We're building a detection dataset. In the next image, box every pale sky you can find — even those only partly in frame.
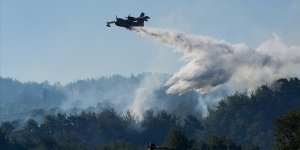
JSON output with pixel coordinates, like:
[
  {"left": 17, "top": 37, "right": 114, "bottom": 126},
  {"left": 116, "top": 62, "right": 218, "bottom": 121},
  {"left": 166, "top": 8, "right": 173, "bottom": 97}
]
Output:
[{"left": 1, "top": 0, "right": 300, "bottom": 84}]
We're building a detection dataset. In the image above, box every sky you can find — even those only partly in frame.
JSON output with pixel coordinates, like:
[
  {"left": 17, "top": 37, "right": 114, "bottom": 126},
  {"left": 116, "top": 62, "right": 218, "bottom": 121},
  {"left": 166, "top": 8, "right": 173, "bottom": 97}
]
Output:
[{"left": 1, "top": 0, "right": 300, "bottom": 84}]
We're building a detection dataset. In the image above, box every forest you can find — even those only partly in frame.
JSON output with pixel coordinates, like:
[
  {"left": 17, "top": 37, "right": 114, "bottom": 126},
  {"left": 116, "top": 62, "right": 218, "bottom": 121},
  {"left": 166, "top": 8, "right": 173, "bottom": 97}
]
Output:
[{"left": 1, "top": 75, "right": 300, "bottom": 149}]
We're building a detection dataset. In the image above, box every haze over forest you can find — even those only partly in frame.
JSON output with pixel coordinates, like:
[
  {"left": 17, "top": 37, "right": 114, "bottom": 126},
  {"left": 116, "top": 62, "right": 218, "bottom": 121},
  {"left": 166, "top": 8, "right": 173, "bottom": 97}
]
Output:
[
  {"left": 1, "top": 75, "right": 300, "bottom": 149},
  {"left": 1, "top": 1, "right": 300, "bottom": 149},
  {"left": 2, "top": 23, "right": 300, "bottom": 150}
]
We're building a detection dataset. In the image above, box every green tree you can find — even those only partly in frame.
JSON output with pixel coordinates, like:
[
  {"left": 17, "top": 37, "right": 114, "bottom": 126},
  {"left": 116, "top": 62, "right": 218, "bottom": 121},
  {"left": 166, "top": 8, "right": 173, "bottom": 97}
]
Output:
[
  {"left": 95, "top": 140, "right": 137, "bottom": 150},
  {"left": 0, "top": 130, "right": 9, "bottom": 149},
  {"left": 0, "top": 130, "right": 25, "bottom": 150},
  {"left": 274, "top": 109, "right": 300, "bottom": 149},
  {"left": 141, "top": 110, "right": 178, "bottom": 144},
  {"left": 205, "top": 134, "right": 242, "bottom": 150},
  {"left": 164, "top": 129, "right": 190, "bottom": 150},
  {"left": 183, "top": 115, "right": 204, "bottom": 138}
]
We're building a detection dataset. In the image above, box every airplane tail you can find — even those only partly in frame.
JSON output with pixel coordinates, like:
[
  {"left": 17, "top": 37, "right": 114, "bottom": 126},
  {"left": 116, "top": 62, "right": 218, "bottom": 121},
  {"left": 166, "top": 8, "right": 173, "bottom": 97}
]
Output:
[
  {"left": 137, "top": 12, "right": 149, "bottom": 26},
  {"left": 137, "top": 12, "right": 145, "bottom": 26},
  {"left": 140, "top": 12, "right": 145, "bottom": 17}
]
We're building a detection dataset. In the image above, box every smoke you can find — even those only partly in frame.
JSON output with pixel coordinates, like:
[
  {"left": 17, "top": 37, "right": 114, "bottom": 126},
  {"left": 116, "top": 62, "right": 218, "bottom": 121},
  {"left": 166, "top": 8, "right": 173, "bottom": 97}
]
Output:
[
  {"left": 130, "top": 73, "right": 166, "bottom": 117},
  {"left": 2, "top": 27, "right": 300, "bottom": 121},
  {"left": 130, "top": 73, "right": 202, "bottom": 119},
  {"left": 133, "top": 27, "right": 300, "bottom": 94}
]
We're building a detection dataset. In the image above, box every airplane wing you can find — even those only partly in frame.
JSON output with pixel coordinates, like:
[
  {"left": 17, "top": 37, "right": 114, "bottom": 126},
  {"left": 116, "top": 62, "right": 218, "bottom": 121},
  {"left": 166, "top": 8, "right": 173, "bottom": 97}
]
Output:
[{"left": 136, "top": 16, "right": 150, "bottom": 21}]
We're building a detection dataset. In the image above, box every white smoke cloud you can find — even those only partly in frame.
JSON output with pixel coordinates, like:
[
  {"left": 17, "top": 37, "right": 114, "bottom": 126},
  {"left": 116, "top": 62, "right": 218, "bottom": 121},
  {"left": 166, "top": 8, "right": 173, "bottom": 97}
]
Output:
[
  {"left": 133, "top": 27, "right": 300, "bottom": 94},
  {"left": 131, "top": 73, "right": 166, "bottom": 117}
]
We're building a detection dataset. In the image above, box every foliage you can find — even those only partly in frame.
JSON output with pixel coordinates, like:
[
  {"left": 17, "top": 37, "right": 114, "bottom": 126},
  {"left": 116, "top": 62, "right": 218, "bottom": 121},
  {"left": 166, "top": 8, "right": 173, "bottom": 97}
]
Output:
[
  {"left": 274, "top": 109, "right": 300, "bottom": 149},
  {"left": 205, "top": 78, "right": 300, "bottom": 149},
  {"left": 164, "top": 129, "right": 190, "bottom": 149},
  {"left": 1, "top": 77, "right": 300, "bottom": 149},
  {"left": 202, "top": 134, "right": 242, "bottom": 150},
  {"left": 0, "top": 129, "right": 25, "bottom": 150},
  {"left": 140, "top": 110, "right": 179, "bottom": 145},
  {"left": 95, "top": 140, "right": 137, "bottom": 150}
]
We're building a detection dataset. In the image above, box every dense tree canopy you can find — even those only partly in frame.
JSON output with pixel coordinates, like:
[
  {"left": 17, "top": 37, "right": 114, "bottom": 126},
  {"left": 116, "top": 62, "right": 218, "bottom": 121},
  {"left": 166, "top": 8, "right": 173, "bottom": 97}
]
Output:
[
  {"left": 1, "top": 77, "right": 300, "bottom": 149},
  {"left": 205, "top": 78, "right": 300, "bottom": 149},
  {"left": 274, "top": 109, "right": 300, "bottom": 149}
]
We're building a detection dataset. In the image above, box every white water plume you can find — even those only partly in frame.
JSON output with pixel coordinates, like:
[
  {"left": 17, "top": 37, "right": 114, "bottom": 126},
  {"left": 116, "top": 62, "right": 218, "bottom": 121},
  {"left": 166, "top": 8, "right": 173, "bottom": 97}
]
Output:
[{"left": 133, "top": 27, "right": 300, "bottom": 94}]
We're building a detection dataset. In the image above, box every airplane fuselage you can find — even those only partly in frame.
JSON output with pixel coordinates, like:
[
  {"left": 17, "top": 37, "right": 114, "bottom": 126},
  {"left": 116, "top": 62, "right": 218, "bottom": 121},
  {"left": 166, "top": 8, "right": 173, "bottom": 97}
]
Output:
[
  {"left": 114, "top": 18, "right": 144, "bottom": 29},
  {"left": 106, "top": 12, "right": 149, "bottom": 29}
]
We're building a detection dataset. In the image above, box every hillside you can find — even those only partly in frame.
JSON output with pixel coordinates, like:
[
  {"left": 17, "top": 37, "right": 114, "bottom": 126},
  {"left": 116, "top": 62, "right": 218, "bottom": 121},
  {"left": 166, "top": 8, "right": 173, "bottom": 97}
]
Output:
[{"left": 1, "top": 77, "right": 300, "bottom": 149}]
